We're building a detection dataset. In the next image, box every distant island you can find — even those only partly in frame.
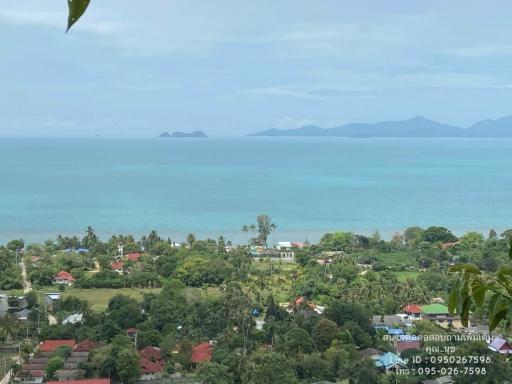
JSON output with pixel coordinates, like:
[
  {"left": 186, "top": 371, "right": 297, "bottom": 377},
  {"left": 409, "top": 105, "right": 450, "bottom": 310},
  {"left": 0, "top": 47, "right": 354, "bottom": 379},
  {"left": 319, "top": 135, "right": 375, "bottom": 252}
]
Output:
[
  {"left": 159, "top": 130, "right": 208, "bottom": 138},
  {"left": 249, "top": 115, "right": 512, "bottom": 138}
]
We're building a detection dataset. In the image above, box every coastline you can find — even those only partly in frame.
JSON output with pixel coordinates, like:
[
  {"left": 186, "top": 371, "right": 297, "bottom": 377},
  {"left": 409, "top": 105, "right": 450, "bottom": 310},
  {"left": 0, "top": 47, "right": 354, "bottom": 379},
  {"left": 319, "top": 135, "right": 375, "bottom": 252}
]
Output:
[{"left": 0, "top": 226, "right": 504, "bottom": 245}]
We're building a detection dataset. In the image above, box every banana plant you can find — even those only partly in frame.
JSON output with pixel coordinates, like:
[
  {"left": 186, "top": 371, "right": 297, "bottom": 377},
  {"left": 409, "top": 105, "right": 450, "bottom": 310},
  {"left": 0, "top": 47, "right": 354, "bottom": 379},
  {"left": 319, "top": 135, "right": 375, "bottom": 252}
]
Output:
[
  {"left": 67, "top": 0, "right": 91, "bottom": 32},
  {"left": 448, "top": 239, "right": 512, "bottom": 331}
]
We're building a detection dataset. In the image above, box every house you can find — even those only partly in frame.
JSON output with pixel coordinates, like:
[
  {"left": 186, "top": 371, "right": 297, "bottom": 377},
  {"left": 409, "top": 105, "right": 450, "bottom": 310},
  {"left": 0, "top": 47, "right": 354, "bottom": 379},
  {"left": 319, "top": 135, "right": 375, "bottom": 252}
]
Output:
[
  {"left": 126, "top": 253, "right": 143, "bottom": 262},
  {"left": 74, "top": 340, "right": 99, "bottom": 353},
  {"left": 53, "top": 271, "right": 76, "bottom": 286},
  {"left": 372, "top": 315, "right": 406, "bottom": 329},
  {"left": 62, "top": 313, "right": 84, "bottom": 325},
  {"left": 16, "top": 309, "right": 32, "bottom": 321},
  {"left": 16, "top": 370, "right": 44, "bottom": 384},
  {"left": 138, "top": 347, "right": 165, "bottom": 381},
  {"left": 420, "top": 304, "right": 465, "bottom": 329},
  {"left": 111, "top": 261, "right": 124, "bottom": 274},
  {"left": 372, "top": 352, "right": 407, "bottom": 372},
  {"left": 286, "top": 296, "right": 325, "bottom": 315},
  {"left": 396, "top": 340, "right": 421, "bottom": 355},
  {"left": 38, "top": 339, "right": 76, "bottom": 353},
  {"left": 190, "top": 342, "right": 214, "bottom": 368},
  {"left": 45, "top": 293, "right": 62, "bottom": 312},
  {"left": 277, "top": 242, "right": 295, "bottom": 260},
  {"left": 403, "top": 304, "right": 422, "bottom": 320},
  {"left": 53, "top": 341, "right": 98, "bottom": 381},
  {"left": 387, "top": 328, "right": 405, "bottom": 336},
  {"left": 488, "top": 337, "right": 512, "bottom": 354}
]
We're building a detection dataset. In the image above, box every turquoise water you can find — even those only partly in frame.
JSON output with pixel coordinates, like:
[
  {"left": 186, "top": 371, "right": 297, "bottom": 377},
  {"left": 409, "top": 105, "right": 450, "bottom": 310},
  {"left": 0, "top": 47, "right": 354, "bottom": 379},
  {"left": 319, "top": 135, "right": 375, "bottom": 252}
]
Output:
[{"left": 0, "top": 137, "right": 511, "bottom": 243}]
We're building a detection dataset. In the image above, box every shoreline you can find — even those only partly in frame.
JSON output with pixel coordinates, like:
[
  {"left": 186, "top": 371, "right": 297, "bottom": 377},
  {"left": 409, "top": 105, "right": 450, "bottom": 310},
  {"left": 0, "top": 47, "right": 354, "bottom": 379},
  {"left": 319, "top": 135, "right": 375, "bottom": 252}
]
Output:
[{"left": 0, "top": 226, "right": 504, "bottom": 245}]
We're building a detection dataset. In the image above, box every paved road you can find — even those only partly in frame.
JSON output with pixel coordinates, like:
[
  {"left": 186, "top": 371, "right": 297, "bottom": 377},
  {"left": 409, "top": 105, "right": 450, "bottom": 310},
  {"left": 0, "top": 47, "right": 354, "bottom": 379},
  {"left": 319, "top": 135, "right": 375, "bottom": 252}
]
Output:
[{"left": 20, "top": 261, "right": 31, "bottom": 294}]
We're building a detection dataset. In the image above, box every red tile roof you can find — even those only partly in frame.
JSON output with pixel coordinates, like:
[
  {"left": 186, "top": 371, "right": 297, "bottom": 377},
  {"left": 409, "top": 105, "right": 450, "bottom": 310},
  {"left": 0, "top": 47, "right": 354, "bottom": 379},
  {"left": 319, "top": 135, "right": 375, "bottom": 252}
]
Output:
[
  {"left": 74, "top": 340, "right": 99, "bottom": 352},
  {"left": 126, "top": 328, "right": 140, "bottom": 334},
  {"left": 54, "top": 271, "right": 76, "bottom": 282},
  {"left": 404, "top": 304, "right": 422, "bottom": 314},
  {"left": 126, "top": 253, "right": 142, "bottom": 261},
  {"left": 111, "top": 261, "right": 124, "bottom": 270},
  {"left": 396, "top": 341, "right": 421, "bottom": 354},
  {"left": 190, "top": 342, "right": 213, "bottom": 364},
  {"left": 139, "top": 347, "right": 162, "bottom": 361},
  {"left": 139, "top": 357, "right": 164, "bottom": 373},
  {"left": 47, "top": 380, "right": 110, "bottom": 384},
  {"left": 39, "top": 339, "right": 76, "bottom": 352}
]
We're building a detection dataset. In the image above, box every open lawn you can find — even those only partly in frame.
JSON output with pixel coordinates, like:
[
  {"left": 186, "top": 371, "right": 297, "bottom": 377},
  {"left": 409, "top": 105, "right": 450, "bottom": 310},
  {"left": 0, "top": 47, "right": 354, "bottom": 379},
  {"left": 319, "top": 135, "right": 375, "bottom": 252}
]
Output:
[
  {"left": 374, "top": 251, "right": 416, "bottom": 269},
  {"left": 392, "top": 271, "right": 421, "bottom": 281},
  {"left": 35, "top": 287, "right": 162, "bottom": 311}
]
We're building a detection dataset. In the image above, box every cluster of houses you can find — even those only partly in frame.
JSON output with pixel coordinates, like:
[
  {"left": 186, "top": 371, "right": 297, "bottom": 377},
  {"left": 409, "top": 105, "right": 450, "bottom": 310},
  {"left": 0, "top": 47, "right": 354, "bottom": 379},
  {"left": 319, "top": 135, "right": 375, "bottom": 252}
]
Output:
[
  {"left": 110, "top": 253, "right": 144, "bottom": 274},
  {"left": 368, "top": 302, "right": 512, "bottom": 378},
  {"left": 15, "top": 329, "right": 215, "bottom": 384},
  {"left": 0, "top": 294, "right": 32, "bottom": 322},
  {"left": 16, "top": 339, "right": 95, "bottom": 384},
  {"left": 250, "top": 241, "right": 305, "bottom": 261}
]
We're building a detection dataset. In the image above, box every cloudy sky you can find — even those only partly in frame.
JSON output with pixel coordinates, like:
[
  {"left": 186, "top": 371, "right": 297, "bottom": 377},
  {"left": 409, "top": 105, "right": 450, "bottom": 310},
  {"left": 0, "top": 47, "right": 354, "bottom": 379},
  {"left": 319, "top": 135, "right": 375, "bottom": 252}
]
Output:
[{"left": 2, "top": 0, "right": 512, "bottom": 137}]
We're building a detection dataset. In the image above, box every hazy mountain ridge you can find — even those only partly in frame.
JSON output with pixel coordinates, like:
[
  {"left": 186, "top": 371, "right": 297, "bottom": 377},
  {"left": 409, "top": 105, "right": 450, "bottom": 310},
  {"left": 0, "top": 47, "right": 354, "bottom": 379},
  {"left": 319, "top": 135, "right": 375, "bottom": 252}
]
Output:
[{"left": 250, "top": 116, "right": 512, "bottom": 137}]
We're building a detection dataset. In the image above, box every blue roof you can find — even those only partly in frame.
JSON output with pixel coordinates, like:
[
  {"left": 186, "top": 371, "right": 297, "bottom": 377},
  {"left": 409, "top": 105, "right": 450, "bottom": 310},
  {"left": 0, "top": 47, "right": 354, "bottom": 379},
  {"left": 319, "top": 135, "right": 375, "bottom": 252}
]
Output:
[
  {"left": 398, "top": 334, "right": 420, "bottom": 341},
  {"left": 373, "top": 325, "right": 389, "bottom": 330},
  {"left": 387, "top": 328, "right": 405, "bottom": 335},
  {"left": 373, "top": 352, "right": 407, "bottom": 370}
]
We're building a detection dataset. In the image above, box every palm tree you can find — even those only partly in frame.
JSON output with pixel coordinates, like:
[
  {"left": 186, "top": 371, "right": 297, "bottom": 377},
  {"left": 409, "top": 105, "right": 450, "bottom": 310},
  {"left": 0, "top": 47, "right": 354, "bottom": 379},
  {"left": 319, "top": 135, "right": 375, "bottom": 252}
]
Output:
[{"left": 241, "top": 225, "right": 249, "bottom": 243}]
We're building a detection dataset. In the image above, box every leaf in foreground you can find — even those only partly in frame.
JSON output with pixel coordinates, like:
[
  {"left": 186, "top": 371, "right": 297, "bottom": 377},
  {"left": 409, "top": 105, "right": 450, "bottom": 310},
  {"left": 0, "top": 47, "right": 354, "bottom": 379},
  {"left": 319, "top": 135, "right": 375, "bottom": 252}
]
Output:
[{"left": 67, "top": 0, "right": 91, "bottom": 32}]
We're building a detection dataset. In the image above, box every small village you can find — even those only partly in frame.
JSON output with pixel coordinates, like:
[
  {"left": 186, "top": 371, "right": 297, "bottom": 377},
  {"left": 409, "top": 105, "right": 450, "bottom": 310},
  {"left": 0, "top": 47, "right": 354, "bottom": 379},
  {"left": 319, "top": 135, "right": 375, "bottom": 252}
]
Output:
[{"left": 1, "top": 224, "right": 512, "bottom": 384}]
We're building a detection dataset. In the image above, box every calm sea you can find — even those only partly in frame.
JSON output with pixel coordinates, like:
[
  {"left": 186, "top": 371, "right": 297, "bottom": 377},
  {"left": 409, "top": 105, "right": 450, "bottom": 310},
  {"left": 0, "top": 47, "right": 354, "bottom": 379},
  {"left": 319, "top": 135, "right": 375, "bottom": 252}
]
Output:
[{"left": 0, "top": 137, "right": 511, "bottom": 244}]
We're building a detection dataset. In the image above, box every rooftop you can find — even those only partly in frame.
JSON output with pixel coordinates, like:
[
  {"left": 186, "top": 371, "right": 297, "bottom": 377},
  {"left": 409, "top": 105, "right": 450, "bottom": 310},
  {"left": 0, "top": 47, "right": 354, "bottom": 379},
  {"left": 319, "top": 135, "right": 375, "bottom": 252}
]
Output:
[
  {"left": 39, "top": 339, "right": 76, "bottom": 352},
  {"left": 190, "top": 342, "right": 213, "bottom": 364}
]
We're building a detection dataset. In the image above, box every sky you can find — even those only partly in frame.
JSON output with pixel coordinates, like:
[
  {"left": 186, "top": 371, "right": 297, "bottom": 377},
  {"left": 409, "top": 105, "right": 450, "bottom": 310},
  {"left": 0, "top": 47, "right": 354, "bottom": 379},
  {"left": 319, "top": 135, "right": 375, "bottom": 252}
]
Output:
[{"left": 2, "top": 0, "right": 512, "bottom": 137}]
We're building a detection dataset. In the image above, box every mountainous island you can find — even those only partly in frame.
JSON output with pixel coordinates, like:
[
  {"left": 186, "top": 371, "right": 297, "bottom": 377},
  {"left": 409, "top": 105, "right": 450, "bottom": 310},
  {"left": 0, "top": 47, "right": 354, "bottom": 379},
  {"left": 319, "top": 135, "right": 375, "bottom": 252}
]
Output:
[
  {"left": 250, "top": 115, "right": 512, "bottom": 138},
  {"left": 159, "top": 130, "right": 208, "bottom": 138}
]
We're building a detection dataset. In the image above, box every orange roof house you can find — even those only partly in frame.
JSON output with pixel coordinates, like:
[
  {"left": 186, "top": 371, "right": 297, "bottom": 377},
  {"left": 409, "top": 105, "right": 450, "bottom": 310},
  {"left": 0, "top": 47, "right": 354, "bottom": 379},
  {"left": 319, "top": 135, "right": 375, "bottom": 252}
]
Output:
[
  {"left": 53, "top": 271, "right": 76, "bottom": 285},
  {"left": 138, "top": 347, "right": 164, "bottom": 375},
  {"left": 403, "top": 304, "right": 422, "bottom": 314},
  {"left": 39, "top": 339, "right": 76, "bottom": 352},
  {"left": 126, "top": 253, "right": 143, "bottom": 262},
  {"left": 111, "top": 261, "right": 124, "bottom": 272},
  {"left": 74, "top": 340, "right": 99, "bottom": 353},
  {"left": 190, "top": 342, "right": 214, "bottom": 365}
]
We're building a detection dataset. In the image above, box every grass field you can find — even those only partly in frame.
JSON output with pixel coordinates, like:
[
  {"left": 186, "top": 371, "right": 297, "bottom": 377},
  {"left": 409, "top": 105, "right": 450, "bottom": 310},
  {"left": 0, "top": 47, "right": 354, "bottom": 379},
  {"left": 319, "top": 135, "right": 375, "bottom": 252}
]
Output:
[
  {"left": 392, "top": 271, "right": 421, "bottom": 281},
  {"left": 32, "top": 287, "right": 161, "bottom": 311}
]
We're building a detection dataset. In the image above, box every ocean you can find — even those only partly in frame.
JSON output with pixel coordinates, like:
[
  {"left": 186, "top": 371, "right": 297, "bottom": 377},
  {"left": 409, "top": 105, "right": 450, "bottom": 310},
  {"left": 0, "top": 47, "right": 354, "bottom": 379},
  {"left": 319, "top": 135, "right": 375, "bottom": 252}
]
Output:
[{"left": 0, "top": 137, "right": 511, "bottom": 244}]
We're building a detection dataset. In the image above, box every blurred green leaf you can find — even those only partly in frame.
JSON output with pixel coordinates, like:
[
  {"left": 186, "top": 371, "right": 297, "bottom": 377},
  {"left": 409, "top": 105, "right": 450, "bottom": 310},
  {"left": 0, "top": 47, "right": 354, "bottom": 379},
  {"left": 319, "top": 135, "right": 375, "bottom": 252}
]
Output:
[{"left": 67, "top": 0, "right": 91, "bottom": 32}]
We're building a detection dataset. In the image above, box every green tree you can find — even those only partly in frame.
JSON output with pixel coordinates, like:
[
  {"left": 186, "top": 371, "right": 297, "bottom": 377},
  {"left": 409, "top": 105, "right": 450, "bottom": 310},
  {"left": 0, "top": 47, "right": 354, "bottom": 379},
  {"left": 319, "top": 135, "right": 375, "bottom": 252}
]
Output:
[
  {"left": 247, "top": 353, "right": 298, "bottom": 384},
  {"left": 449, "top": 239, "right": 512, "bottom": 330},
  {"left": 312, "top": 318, "right": 339, "bottom": 352},
  {"left": 284, "top": 327, "right": 315, "bottom": 356},
  {"left": 421, "top": 226, "right": 458, "bottom": 243},
  {"left": 45, "top": 356, "right": 65, "bottom": 379},
  {"left": 116, "top": 349, "right": 141, "bottom": 384},
  {"left": 197, "top": 362, "right": 234, "bottom": 384}
]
